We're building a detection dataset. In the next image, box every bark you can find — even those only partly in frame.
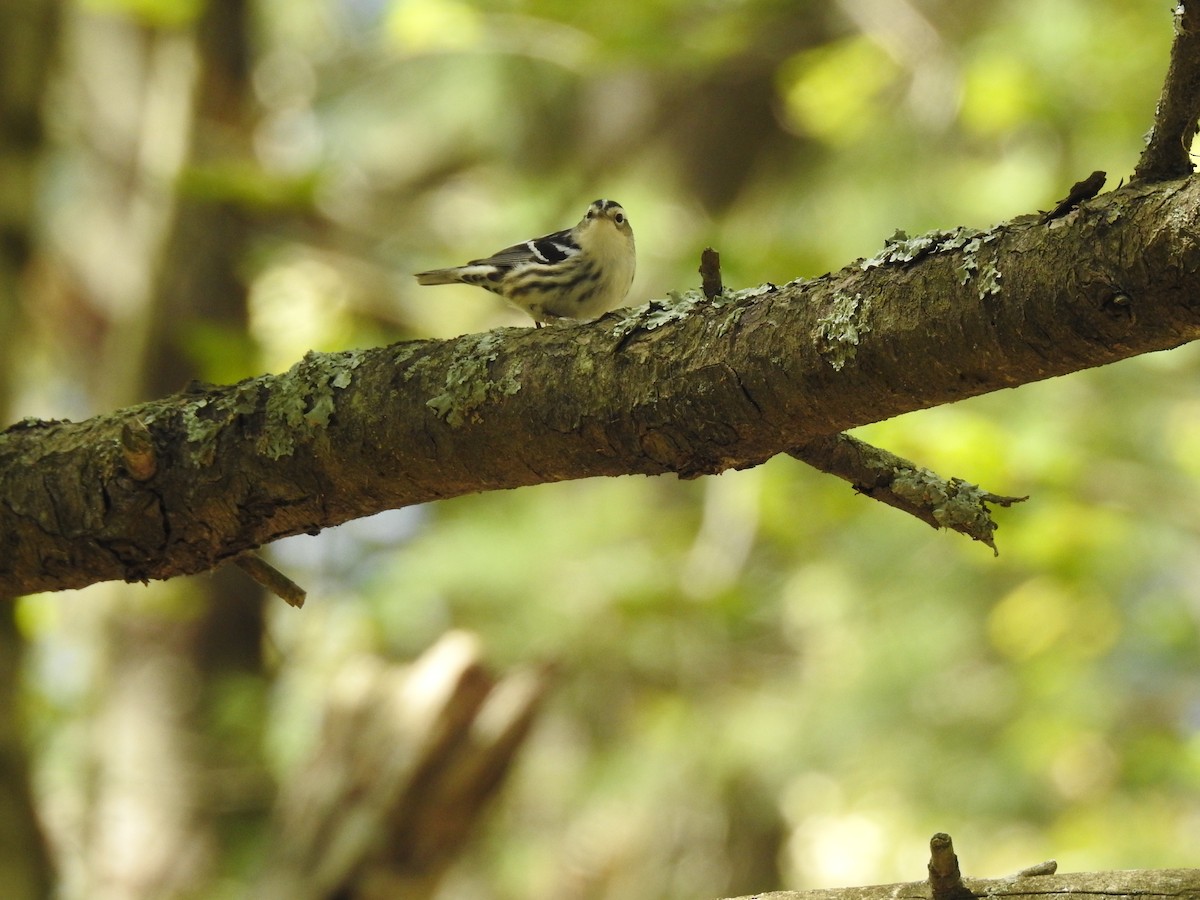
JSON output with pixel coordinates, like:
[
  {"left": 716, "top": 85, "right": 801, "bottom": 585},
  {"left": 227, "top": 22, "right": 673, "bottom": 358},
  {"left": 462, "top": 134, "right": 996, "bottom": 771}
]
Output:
[
  {"left": 722, "top": 867, "right": 1200, "bottom": 900},
  {"left": 4, "top": 175, "right": 1200, "bottom": 597}
]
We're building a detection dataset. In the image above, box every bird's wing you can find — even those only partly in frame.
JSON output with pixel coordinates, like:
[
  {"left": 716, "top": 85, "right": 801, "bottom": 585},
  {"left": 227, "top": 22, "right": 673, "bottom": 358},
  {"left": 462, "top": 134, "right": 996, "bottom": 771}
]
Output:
[{"left": 468, "top": 228, "right": 580, "bottom": 270}]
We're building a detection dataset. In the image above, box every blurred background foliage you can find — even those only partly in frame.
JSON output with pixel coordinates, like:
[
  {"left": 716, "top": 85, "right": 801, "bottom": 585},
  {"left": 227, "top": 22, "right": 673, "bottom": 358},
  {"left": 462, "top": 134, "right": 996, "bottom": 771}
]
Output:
[{"left": 5, "top": 0, "right": 1200, "bottom": 897}]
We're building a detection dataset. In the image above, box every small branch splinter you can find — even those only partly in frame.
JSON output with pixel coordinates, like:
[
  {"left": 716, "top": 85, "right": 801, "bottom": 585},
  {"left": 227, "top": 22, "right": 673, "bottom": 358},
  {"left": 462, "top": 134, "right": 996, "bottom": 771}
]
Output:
[
  {"left": 928, "top": 833, "right": 975, "bottom": 900},
  {"left": 234, "top": 553, "right": 307, "bottom": 608},
  {"left": 1014, "top": 859, "right": 1058, "bottom": 878},
  {"left": 1041, "top": 170, "right": 1106, "bottom": 223},
  {"left": 699, "top": 247, "right": 723, "bottom": 299}
]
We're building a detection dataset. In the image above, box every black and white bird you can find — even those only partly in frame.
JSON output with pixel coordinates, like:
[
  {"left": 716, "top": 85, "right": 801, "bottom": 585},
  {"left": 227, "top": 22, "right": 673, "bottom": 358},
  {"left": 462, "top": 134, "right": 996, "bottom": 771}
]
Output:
[{"left": 415, "top": 199, "right": 635, "bottom": 326}]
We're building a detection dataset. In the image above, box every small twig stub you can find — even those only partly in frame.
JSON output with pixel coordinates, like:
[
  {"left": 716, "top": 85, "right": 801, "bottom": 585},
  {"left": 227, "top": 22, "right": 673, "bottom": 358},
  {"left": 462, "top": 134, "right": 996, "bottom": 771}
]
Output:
[
  {"left": 700, "top": 247, "right": 724, "bottom": 299},
  {"left": 1041, "top": 170, "right": 1106, "bottom": 223},
  {"left": 928, "top": 833, "right": 975, "bottom": 900},
  {"left": 234, "top": 553, "right": 307, "bottom": 608}
]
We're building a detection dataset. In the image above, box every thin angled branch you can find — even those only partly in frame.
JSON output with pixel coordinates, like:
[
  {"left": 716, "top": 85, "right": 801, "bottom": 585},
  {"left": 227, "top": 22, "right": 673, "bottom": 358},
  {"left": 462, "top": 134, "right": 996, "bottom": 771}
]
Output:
[
  {"left": 696, "top": 252, "right": 1023, "bottom": 552},
  {"left": 790, "top": 434, "right": 1026, "bottom": 555},
  {"left": 1133, "top": 4, "right": 1200, "bottom": 183},
  {"left": 233, "top": 553, "right": 306, "bottom": 607},
  {"left": 6, "top": 177, "right": 1200, "bottom": 596}
]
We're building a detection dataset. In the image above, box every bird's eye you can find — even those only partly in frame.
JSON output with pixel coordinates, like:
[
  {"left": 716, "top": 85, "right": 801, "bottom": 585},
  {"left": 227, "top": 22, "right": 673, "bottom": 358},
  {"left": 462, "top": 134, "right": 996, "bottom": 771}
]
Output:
[{"left": 614, "top": 212, "right": 625, "bottom": 224}]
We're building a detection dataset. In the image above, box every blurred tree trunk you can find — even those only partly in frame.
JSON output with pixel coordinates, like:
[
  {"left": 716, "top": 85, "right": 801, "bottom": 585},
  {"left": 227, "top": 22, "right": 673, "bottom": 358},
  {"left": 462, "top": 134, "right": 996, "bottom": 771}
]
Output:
[
  {"left": 50, "top": 2, "right": 266, "bottom": 897},
  {"left": 129, "top": 0, "right": 272, "bottom": 888},
  {"left": 0, "top": 0, "right": 62, "bottom": 897},
  {"left": 54, "top": 6, "right": 207, "bottom": 896},
  {"left": 258, "top": 633, "right": 551, "bottom": 900},
  {"left": 138, "top": 0, "right": 256, "bottom": 400},
  {"left": 0, "top": 615, "right": 52, "bottom": 900}
]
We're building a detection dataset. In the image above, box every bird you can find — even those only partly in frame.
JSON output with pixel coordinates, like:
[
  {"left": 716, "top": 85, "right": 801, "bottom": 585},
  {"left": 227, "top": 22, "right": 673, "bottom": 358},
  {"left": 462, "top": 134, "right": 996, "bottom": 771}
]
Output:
[{"left": 415, "top": 199, "right": 635, "bottom": 327}]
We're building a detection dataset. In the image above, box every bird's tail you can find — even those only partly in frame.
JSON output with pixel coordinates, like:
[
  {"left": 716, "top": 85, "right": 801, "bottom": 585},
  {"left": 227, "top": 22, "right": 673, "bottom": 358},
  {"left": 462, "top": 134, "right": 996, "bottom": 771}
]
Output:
[{"left": 414, "top": 268, "right": 462, "bottom": 285}]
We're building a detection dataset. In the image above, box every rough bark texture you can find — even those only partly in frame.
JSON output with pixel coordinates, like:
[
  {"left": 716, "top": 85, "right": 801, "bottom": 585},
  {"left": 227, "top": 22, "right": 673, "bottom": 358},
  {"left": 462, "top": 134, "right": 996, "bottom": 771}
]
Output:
[
  {"left": 5, "top": 176, "right": 1200, "bottom": 596},
  {"left": 723, "top": 867, "right": 1200, "bottom": 900}
]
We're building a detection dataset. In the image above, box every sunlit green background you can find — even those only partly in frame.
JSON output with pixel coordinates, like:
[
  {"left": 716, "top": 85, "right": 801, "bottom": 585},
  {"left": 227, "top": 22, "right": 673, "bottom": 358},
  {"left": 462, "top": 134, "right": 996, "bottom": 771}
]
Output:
[{"left": 11, "top": 0, "right": 1200, "bottom": 897}]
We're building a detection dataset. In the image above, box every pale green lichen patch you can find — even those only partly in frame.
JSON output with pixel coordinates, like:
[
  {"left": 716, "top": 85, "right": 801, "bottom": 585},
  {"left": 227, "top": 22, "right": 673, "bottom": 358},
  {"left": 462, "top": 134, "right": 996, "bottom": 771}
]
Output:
[
  {"left": 813, "top": 291, "right": 871, "bottom": 371},
  {"left": 957, "top": 230, "right": 1003, "bottom": 293},
  {"left": 392, "top": 342, "right": 422, "bottom": 370},
  {"left": 728, "top": 283, "right": 778, "bottom": 302},
  {"left": 863, "top": 225, "right": 1002, "bottom": 270},
  {"left": 609, "top": 293, "right": 704, "bottom": 340},
  {"left": 229, "top": 379, "right": 265, "bottom": 416},
  {"left": 177, "top": 349, "right": 363, "bottom": 462},
  {"left": 715, "top": 304, "right": 749, "bottom": 338},
  {"left": 890, "top": 470, "right": 1009, "bottom": 554},
  {"left": 609, "top": 283, "right": 776, "bottom": 343},
  {"left": 179, "top": 375, "right": 274, "bottom": 465},
  {"left": 182, "top": 398, "right": 221, "bottom": 465},
  {"left": 977, "top": 262, "right": 1002, "bottom": 299},
  {"left": 426, "top": 331, "right": 523, "bottom": 427},
  {"left": 259, "top": 349, "right": 364, "bottom": 456},
  {"left": 259, "top": 382, "right": 310, "bottom": 460},
  {"left": 304, "top": 349, "right": 364, "bottom": 426},
  {"left": 863, "top": 224, "right": 1006, "bottom": 302}
]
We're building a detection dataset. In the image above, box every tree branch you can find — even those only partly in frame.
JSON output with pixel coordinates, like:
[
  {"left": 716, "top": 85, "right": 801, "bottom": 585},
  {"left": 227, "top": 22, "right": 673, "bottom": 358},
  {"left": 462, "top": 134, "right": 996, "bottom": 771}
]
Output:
[
  {"left": 722, "top": 868, "right": 1200, "bottom": 900},
  {"left": 1134, "top": 4, "right": 1200, "bottom": 183},
  {"left": 6, "top": 177, "right": 1200, "bottom": 596},
  {"left": 724, "top": 833, "right": 1196, "bottom": 900},
  {"left": 789, "top": 434, "right": 1026, "bottom": 555}
]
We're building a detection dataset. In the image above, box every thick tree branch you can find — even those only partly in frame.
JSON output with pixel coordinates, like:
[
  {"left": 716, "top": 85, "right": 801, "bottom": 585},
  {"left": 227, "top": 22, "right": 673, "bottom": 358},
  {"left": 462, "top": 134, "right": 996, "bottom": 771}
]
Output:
[
  {"left": 1134, "top": 4, "right": 1200, "bottom": 183},
  {"left": 5, "top": 176, "right": 1200, "bottom": 596}
]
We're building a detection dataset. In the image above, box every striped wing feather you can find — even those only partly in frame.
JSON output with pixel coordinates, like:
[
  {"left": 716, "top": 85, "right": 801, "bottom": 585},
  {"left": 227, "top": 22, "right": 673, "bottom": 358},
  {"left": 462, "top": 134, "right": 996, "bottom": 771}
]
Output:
[{"left": 468, "top": 229, "right": 578, "bottom": 269}]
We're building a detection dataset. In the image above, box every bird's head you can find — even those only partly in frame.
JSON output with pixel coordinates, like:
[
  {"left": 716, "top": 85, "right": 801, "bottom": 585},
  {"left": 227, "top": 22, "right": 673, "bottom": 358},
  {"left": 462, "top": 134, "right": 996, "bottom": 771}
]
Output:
[
  {"left": 578, "top": 199, "right": 633, "bottom": 242},
  {"left": 574, "top": 198, "right": 637, "bottom": 305}
]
